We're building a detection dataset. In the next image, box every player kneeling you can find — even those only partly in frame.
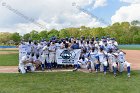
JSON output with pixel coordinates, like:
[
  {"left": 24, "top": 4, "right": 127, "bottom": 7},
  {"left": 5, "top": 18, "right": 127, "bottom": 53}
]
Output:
[
  {"left": 73, "top": 56, "right": 92, "bottom": 72},
  {"left": 18, "top": 54, "right": 35, "bottom": 74},
  {"left": 98, "top": 47, "right": 108, "bottom": 75},
  {"left": 32, "top": 54, "right": 42, "bottom": 70},
  {"left": 118, "top": 51, "right": 131, "bottom": 77},
  {"left": 118, "top": 60, "right": 131, "bottom": 78},
  {"left": 107, "top": 52, "right": 118, "bottom": 77}
]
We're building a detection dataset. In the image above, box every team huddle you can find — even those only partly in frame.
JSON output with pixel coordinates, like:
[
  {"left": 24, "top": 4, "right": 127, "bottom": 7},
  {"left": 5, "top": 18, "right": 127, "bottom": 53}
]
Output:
[{"left": 18, "top": 36, "right": 131, "bottom": 77}]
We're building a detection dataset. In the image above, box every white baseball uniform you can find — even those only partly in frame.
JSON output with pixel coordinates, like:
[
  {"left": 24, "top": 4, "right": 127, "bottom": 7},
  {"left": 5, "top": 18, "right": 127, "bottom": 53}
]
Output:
[
  {"left": 98, "top": 51, "right": 108, "bottom": 72},
  {"left": 19, "top": 55, "right": 35, "bottom": 74},
  {"left": 49, "top": 44, "right": 56, "bottom": 63}
]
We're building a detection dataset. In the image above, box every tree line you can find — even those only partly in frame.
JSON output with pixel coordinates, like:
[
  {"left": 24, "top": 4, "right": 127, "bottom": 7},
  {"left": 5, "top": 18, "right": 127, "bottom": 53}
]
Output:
[{"left": 0, "top": 21, "right": 140, "bottom": 45}]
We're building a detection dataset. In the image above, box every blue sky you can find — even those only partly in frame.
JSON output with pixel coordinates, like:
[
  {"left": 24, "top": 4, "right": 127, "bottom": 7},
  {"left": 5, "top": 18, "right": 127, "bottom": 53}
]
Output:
[
  {"left": 82, "top": 0, "right": 129, "bottom": 25},
  {"left": 0, "top": 0, "right": 139, "bottom": 35},
  {"left": 92, "top": 0, "right": 128, "bottom": 23}
]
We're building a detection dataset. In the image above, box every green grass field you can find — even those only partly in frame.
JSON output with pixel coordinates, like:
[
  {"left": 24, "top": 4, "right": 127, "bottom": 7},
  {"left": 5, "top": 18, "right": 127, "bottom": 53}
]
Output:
[
  {"left": 0, "top": 53, "right": 18, "bottom": 66},
  {"left": 119, "top": 45, "right": 140, "bottom": 50},
  {"left": 0, "top": 71, "right": 140, "bottom": 93},
  {"left": 0, "top": 49, "right": 140, "bottom": 93}
]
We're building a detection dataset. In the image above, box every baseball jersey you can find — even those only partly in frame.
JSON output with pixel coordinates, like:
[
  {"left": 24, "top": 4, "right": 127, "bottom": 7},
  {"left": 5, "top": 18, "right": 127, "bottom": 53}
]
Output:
[
  {"left": 26, "top": 43, "right": 33, "bottom": 54},
  {"left": 107, "top": 53, "right": 117, "bottom": 63},
  {"left": 78, "top": 58, "right": 88, "bottom": 65},
  {"left": 83, "top": 53, "right": 90, "bottom": 58},
  {"left": 89, "top": 50, "right": 98, "bottom": 60},
  {"left": 19, "top": 55, "right": 29, "bottom": 65},
  {"left": 42, "top": 46, "right": 49, "bottom": 55},
  {"left": 56, "top": 43, "right": 61, "bottom": 49},
  {"left": 79, "top": 43, "right": 85, "bottom": 48},
  {"left": 49, "top": 44, "right": 56, "bottom": 53},
  {"left": 37, "top": 43, "right": 44, "bottom": 54},
  {"left": 85, "top": 44, "right": 90, "bottom": 52},
  {"left": 98, "top": 51, "right": 107, "bottom": 63},
  {"left": 32, "top": 44, "right": 38, "bottom": 54},
  {"left": 118, "top": 52, "right": 125, "bottom": 62},
  {"left": 19, "top": 44, "right": 27, "bottom": 53}
]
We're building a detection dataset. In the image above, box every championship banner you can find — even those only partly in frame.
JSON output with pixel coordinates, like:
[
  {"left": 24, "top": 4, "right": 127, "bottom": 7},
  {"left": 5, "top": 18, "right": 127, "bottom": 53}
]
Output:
[{"left": 56, "top": 49, "right": 81, "bottom": 64}]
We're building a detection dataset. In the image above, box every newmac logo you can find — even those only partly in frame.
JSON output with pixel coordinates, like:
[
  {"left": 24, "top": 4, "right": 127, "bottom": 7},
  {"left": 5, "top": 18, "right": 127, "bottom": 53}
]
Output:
[{"left": 60, "top": 50, "right": 76, "bottom": 59}]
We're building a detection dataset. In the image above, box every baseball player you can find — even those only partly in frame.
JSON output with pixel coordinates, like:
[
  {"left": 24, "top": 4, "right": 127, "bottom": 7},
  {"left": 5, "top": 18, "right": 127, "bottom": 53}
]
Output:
[
  {"left": 73, "top": 56, "right": 92, "bottom": 72},
  {"left": 85, "top": 40, "right": 90, "bottom": 53},
  {"left": 71, "top": 41, "right": 79, "bottom": 49},
  {"left": 79, "top": 40, "right": 85, "bottom": 48},
  {"left": 98, "top": 47, "right": 108, "bottom": 74},
  {"left": 86, "top": 57, "right": 92, "bottom": 72},
  {"left": 18, "top": 53, "right": 35, "bottom": 74},
  {"left": 118, "top": 50, "right": 131, "bottom": 77},
  {"left": 94, "top": 56, "right": 100, "bottom": 73},
  {"left": 56, "top": 41, "right": 62, "bottom": 50},
  {"left": 37, "top": 42, "right": 44, "bottom": 56},
  {"left": 108, "top": 52, "right": 118, "bottom": 77},
  {"left": 26, "top": 40, "right": 33, "bottom": 55},
  {"left": 32, "top": 53, "right": 42, "bottom": 70},
  {"left": 32, "top": 41, "right": 38, "bottom": 58},
  {"left": 19, "top": 41, "right": 27, "bottom": 61},
  {"left": 118, "top": 51, "right": 126, "bottom": 72},
  {"left": 41, "top": 44, "right": 49, "bottom": 71},
  {"left": 89, "top": 47, "right": 98, "bottom": 70},
  {"left": 107, "top": 49, "right": 114, "bottom": 72},
  {"left": 49, "top": 41, "right": 56, "bottom": 69}
]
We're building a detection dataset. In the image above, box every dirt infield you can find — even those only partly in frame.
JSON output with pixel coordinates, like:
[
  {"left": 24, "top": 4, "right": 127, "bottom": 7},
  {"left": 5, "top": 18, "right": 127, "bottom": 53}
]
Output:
[
  {"left": 0, "top": 66, "right": 18, "bottom": 73},
  {"left": 0, "top": 48, "right": 18, "bottom": 54},
  {"left": 0, "top": 51, "right": 18, "bottom": 54},
  {"left": 0, "top": 50, "right": 139, "bottom": 73},
  {"left": 0, "top": 66, "right": 74, "bottom": 73},
  {"left": 0, "top": 48, "right": 18, "bottom": 50},
  {"left": 123, "top": 50, "right": 140, "bottom": 70}
]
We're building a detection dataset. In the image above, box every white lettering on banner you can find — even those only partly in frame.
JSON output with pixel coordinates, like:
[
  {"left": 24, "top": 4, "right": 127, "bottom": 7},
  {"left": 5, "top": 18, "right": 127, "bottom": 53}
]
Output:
[{"left": 56, "top": 49, "right": 81, "bottom": 64}]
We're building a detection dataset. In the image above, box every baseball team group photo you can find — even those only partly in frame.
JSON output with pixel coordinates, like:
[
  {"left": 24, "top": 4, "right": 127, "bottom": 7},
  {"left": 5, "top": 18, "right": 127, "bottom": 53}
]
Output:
[
  {"left": 0, "top": 0, "right": 140, "bottom": 93},
  {"left": 18, "top": 36, "right": 131, "bottom": 78}
]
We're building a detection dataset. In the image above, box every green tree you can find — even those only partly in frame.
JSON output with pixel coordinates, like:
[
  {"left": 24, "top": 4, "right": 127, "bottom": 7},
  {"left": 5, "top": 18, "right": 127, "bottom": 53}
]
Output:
[
  {"left": 47, "top": 29, "right": 59, "bottom": 40},
  {"left": 80, "top": 26, "right": 91, "bottom": 38},
  {"left": 0, "top": 32, "right": 12, "bottom": 45},
  {"left": 23, "top": 33, "right": 31, "bottom": 42},
  {"left": 67, "top": 28, "right": 80, "bottom": 38},
  {"left": 11, "top": 32, "right": 21, "bottom": 45},
  {"left": 133, "top": 35, "right": 140, "bottom": 44},
  {"left": 30, "top": 30, "right": 40, "bottom": 41},
  {"left": 59, "top": 29, "right": 70, "bottom": 38},
  {"left": 39, "top": 30, "right": 48, "bottom": 40},
  {"left": 91, "top": 27, "right": 105, "bottom": 38}
]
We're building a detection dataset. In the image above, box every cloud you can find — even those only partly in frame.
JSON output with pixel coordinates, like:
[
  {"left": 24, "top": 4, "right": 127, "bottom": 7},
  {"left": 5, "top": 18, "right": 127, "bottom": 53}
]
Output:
[
  {"left": 120, "top": 0, "right": 140, "bottom": 4},
  {"left": 0, "top": 0, "right": 107, "bottom": 35},
  {"left": 93, "top": 0, "right": 107, "bottom": 9},
  {"left": 111, "top": 4, "right": 140, "bottom": 23}
]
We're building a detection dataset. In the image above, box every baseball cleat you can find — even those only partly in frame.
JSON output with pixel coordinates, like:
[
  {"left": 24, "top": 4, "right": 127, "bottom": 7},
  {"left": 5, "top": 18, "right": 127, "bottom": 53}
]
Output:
[{"left": 114, "top": 74, "right": 117, "bottom": 77}]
